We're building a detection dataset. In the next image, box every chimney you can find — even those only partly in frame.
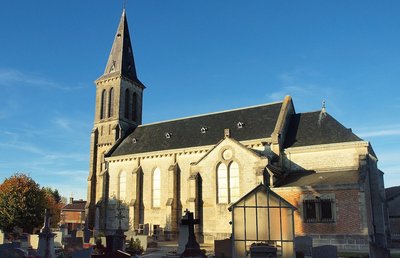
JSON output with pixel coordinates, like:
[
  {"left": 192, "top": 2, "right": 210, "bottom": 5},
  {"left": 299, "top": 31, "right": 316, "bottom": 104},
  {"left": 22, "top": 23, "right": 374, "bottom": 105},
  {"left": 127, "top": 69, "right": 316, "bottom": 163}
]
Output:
[{"left": 70, "top": 197, "right": 74, "bottom": 204}]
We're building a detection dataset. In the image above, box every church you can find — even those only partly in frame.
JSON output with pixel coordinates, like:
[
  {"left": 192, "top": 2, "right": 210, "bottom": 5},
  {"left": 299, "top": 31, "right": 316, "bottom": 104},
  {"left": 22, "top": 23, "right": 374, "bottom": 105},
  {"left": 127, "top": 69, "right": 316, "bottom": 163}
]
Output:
[{"left": 85, "top": 9, "right": 390, "bottom": 253}]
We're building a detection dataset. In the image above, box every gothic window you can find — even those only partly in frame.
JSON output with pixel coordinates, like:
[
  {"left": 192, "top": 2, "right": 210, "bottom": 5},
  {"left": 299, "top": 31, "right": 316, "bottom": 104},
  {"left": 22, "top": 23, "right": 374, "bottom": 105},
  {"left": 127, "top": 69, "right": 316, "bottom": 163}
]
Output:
[
  {"left": 119, "top": 171, "right": 126, "bottom": 201},
  {"left": 217, "top": 162, "right": 240, "bottom": 204},
  {"left": 217, "top": 163, "right": 228, "bottom": 203},
  {"left": 229, "top": 162, "right": 240, "bottom": 202},
  {"left": 100, "top": 89, "right": 106, "bottom": 119},
  {"left": 125, "top": 89, "right": 130, "bottom": 119},
  {"left": 132, "top": 92, "right": 138, "bottom": 122},
  {"left": 152, "top": 168, "right": 161, "bottom": 208},
  {"left": 303, "top": 198, "right": 334, "bottom": 223},
  {"left": 108, "top": 87, "right": 114, "bottom": 117}
]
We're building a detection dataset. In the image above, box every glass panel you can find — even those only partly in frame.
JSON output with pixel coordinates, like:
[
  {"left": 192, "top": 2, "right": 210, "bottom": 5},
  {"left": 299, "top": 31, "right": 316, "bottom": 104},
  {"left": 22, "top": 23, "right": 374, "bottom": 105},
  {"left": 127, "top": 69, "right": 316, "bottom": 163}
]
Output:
[
  {"left": 282, "top": 242, "right": 294, "bottom": 258},
  {"left": 268, "top": 192, "right": 280, "bottom": 206},
  {"left": 269, "top": 208, "right": 281, "bottom": 241},
  {"left": 321, "top": 199, "right": 333, "bottom": 221},
  {"left": 304, "top": 200, "right": 317, "bottom": 222},
  {"left": 245, "top": 208, "right": 257, "bottom": 241},
  {"left": 229, "top": 162, "right": 240, "bottom": 202},
  {"left": 233, "top": 207, "right": 245, "bottom": 240},
  {"left": 217, "top": 163, "right": 228, "bottom": 203},
  {"left": 281, "top": 208, "right": 293, "bottom": 240},
  {"left": 245, "top": 194, "right": 256, "bottom": 206},
  {"left": 257, "top": 207, "right": 269, "bottom": 241},
  {"left": 234, "top": 241, "right": 246, "bottom": 258},
  {"left": 257, "top": 189, "right": 268, "bottom": 206}
]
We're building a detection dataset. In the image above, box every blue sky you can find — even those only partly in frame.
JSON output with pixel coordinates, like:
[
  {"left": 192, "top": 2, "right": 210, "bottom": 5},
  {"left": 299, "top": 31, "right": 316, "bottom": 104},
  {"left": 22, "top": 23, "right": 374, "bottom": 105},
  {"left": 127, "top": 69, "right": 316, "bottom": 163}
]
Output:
[{"left": 0, "top": 1, "right": 399, "bottom": 200}]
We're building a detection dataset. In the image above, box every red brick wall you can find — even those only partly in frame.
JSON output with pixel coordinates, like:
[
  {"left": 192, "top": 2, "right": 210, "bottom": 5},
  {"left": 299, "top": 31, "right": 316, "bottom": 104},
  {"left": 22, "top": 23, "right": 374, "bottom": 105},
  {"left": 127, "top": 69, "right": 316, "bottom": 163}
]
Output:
[
  {"left": 64, "top": 210, "right": 84, "bottom": 224},
  {"left": 275, "top": 188, "right": 362, "bottom": 235}
]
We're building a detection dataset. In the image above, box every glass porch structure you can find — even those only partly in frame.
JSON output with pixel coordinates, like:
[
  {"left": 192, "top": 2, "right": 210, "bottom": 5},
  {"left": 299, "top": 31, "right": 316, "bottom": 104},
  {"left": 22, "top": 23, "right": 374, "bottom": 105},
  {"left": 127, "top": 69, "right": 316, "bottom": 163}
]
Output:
[{"left": 228, "top": 184, "right": 296, "bottom": 258}]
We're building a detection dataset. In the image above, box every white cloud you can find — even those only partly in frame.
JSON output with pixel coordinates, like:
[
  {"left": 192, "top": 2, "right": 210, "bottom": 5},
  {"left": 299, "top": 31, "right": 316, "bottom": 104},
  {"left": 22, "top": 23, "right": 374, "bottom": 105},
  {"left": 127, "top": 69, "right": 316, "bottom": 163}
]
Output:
[
  {"left": 356, "top": 124, "right": 400, "bottom": 138},
  {"left": 0, "top": 68, "right": 83, "bottom": 91}
]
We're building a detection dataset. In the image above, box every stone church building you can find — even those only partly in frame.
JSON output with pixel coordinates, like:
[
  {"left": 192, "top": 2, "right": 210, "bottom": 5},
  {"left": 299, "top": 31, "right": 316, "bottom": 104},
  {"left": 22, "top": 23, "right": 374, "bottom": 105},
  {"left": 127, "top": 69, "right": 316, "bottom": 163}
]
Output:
[{"left": 86, "top": 10, "right": 390, "bottom": 252}]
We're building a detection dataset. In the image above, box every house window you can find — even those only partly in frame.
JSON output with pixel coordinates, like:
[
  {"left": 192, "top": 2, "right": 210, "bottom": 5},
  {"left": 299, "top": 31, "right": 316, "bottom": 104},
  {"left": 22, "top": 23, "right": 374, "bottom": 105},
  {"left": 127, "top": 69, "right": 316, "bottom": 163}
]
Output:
[
  {"left": 100, "top": 89, "right": 106, "bottom": 119},
  {"left": 153, "top": 168, "right": 161, "bottom": 208},
  {"left": 303, "top": 198, "right": 334, "bottom": 223},
  {"left": 119, "top": 171, "right": 126, "bottom": 201},
  {"left": 217, "top": 162, "right": 240, "bottom": 204},
  {"left": 108, "top": 87, "right": 114, "bottom": 117},
  {"left": 125, "top": 89, "right": 130, "bottom": 119}
]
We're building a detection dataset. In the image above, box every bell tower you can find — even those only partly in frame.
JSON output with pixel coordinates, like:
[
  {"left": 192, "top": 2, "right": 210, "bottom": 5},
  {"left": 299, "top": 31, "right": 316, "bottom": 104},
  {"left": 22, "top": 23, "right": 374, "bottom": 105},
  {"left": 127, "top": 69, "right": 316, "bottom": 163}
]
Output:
[{"left": 86, "top": 9, "right": 145, "bottom": 230}]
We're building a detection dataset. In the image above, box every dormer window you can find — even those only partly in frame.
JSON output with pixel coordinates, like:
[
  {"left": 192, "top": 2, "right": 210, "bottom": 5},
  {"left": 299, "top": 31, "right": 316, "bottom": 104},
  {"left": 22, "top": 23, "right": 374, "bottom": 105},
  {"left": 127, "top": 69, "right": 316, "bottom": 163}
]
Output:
[
  {"left": 201, "top": 127, "right": 208, "bottom": 134},
  {"left": 165, "top": 132, "right": 172, "bottom": 139},
  {"left": 237, "top": 122, "right": 244, "bottom": 129},
  {"left": 132, "top": 138, "right": 137, "bottom": 143}
]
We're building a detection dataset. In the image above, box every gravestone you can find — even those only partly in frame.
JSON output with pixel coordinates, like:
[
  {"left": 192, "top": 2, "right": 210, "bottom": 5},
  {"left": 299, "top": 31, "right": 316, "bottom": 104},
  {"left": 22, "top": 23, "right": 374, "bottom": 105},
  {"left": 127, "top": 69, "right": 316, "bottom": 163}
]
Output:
[
  {"left": 30, "top": 234, "right": 39, "bottom": 249},
  {"left": 70, "top": 246, "right": 93, "bottom": 258},
  {"left": 64, "top": 236, "right": 84, "bottom": 253},
  {"left": 0, "top": 230, "right": 4, "bottom": 244},
  {"left": 0, "top": 243, "right": 25, "bottom": 258},
  {"left": 312, "top": 245, "right": 337, "bottom": 258},
  {"left": 37, "top": 209, "right": 56, "bottom": 258},
  {"left": 214, "top": 239, "right": 232, "bottom": 258},
  {"left": 177, "top": 212, "right": 189, "bottom": 254},
  {"left": 294, "top": 236, "right": 313, "bottom": 257},
  {"left": 179, "top": 209, "right": 206, "bottom": 258},
  {"left": 76, "top": 229, "right": 84, "bottom": 239},
  {"left": 369, "top": 243, "right": 390, "bottom": 258}
]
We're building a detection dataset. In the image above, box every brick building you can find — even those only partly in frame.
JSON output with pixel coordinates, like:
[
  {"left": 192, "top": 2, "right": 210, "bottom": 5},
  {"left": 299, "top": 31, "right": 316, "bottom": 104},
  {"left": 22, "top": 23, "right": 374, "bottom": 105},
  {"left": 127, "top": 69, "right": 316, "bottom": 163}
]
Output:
[
  {"left": 85, "top": 8, "right": 390, "bottom": 256},
  {"left": 61, "top": 198, "right": 86, "bottom": 232}
]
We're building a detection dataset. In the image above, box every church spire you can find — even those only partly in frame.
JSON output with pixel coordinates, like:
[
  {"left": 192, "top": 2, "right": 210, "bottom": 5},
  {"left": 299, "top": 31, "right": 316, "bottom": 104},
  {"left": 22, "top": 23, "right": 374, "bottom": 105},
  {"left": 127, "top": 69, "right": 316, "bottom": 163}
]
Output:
[{"left": 98, "top": 9, "right": 142, "bottom": 85}]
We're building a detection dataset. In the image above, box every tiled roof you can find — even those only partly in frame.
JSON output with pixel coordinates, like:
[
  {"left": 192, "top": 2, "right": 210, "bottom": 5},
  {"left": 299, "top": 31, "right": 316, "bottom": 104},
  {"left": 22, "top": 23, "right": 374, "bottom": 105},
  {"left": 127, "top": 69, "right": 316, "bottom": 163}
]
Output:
[
  {"left": 110, "top": 102, "right": 283, "bottom": 156},
  {"left": 284, "top": 111, "right": 362, "bottom": 148},
  {"left": 62, "top": 201, "right": 86, "bottom": 211}
]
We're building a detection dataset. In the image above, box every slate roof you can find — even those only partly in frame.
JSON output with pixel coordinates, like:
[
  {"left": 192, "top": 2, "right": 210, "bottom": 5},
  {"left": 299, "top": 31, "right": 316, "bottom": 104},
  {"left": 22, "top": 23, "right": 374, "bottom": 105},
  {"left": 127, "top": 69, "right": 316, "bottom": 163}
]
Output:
[
  {"left": 278, "top": 170, "right": 360, "bottom": 187},
  {"left": 284, "top": 111, "right": 362, "bottom": 148},
  {"left": 386, "top": 186, "right": 400, "bottom": 201},
  {"left": 110, "top": 102, "right": 283, "bottom": 156},
  {"left": 62, "top": 201, "right": 86, "bottom": 211},
  {"left": 97, "top": 9, "right": 143, "bottom": 86}
]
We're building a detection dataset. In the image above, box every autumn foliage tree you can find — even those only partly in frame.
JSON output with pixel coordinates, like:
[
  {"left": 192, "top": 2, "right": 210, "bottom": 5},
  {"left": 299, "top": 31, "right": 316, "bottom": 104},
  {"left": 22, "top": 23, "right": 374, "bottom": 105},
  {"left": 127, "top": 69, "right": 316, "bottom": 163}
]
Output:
[{"left": 0, "top": 173, "right": 64, "bottom": 234}]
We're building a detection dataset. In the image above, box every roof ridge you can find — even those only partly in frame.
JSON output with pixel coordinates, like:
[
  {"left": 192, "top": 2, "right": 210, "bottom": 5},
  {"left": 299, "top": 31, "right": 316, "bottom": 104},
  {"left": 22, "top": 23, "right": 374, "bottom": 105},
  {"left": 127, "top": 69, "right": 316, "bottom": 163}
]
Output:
[{"left": 139, "top": 101, "right": 283, "bottom": 127}]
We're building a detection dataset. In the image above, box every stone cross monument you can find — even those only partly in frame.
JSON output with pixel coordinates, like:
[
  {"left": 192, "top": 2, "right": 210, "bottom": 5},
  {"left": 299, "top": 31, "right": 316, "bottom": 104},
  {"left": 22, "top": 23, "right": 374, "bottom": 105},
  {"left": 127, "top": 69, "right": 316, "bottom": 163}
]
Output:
[{"left": 180, "top": 209, "right": 206, "bottom": 258}]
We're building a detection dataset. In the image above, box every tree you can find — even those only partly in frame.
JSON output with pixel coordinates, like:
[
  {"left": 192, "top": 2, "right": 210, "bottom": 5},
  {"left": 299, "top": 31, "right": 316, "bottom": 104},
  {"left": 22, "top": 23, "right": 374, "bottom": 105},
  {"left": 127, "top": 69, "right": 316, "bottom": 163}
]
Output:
[
  {"left": 0, "top": 173, "right": 48, "bottom": 234},
  {"left": 43, "top": 187, "right": 65, "bottom": 228}
]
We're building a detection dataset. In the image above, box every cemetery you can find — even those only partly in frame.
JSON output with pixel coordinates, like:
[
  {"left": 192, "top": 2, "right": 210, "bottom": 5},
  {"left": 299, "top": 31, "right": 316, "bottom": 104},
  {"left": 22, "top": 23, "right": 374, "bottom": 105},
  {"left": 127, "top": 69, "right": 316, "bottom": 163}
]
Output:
[{"left": 1, "top": 186, "right": 398, "bottom": 257}]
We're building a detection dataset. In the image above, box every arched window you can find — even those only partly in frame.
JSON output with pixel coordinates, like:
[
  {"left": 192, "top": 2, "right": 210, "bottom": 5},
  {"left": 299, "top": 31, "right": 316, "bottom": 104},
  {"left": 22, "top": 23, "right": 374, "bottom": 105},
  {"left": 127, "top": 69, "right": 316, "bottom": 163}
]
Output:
[
  {"left": 217, "top": 163, "right": 228, "bottom": 204},
  {"left": 132, "top": 92, "right": 138, "bottom": 122},
  {"left": 125, "top": 89, "right": 130, "bottom": 119},
  {"left": 229, "top": 162, "right": 240, "bottom": 202},
  {"left": 119, "top": 171, "right": 126, "bottom": 201},
  {"left": 108, "top": 87, "right": 114, "bottom": 118},
  {"left": 153, "top": 168, "right": 161, "bottom": 207},
  {"left": 100, "top": 89, "right": 106, "bottom": 119}
]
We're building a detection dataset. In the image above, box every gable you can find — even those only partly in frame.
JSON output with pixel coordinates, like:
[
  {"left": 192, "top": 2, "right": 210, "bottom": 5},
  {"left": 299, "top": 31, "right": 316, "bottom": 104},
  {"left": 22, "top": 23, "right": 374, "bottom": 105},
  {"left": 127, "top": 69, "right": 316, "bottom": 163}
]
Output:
[
  {"left": 191, "top": 137, "right": 267, "bottom": 168},
  {"left": 110, "top": 102, "right": 283, "bottom": 156}
]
